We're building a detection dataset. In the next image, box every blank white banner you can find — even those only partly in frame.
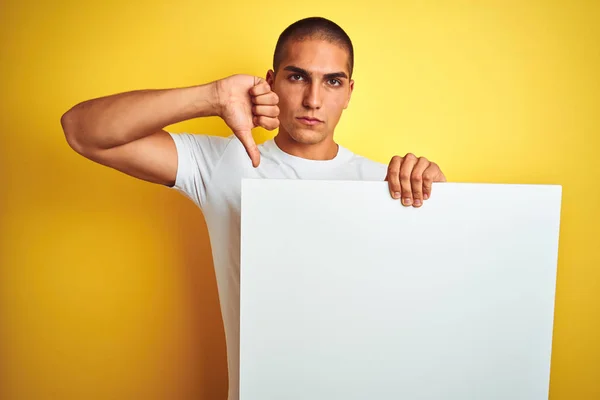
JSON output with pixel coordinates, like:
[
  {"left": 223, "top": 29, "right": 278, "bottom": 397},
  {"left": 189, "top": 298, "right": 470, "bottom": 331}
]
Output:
[{"left": 240, "top": 180, "right": 562, "bottom": 400}]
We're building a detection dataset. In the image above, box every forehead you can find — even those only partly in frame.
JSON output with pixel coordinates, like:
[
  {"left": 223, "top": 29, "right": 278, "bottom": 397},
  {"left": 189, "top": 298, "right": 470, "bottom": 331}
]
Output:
[{"left": 280, "top": 39, "right": 350, "bottom": 76}]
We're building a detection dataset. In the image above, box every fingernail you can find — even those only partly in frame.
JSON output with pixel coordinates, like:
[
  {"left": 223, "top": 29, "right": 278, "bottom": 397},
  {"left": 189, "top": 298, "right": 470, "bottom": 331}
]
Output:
[
  {"left": 393, "top": 192, "right": 401, "bottom": 199},
  {"left": 414, "top": 199, "right": 422, "bottom": 206},
  {"left": 403, "top": 198, "right": 412, "bottom": 206},
  {"left": 424, "top": 194, "right": 429, "bottom": 200}
]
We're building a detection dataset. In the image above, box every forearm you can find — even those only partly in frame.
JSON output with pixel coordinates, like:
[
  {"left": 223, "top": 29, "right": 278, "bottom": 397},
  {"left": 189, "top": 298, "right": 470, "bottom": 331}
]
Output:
[{"left": 61, "top": 82, "right": 220, "bottom": 150}]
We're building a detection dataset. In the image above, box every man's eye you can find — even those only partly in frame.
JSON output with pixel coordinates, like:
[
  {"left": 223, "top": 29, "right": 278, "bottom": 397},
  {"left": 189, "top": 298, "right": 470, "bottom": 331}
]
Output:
[
  {"left": 329, "top": 79, "right": 341, "bottom": 86},
  {"left": 290, "top": 74, "right": 304, "bottom": 81}
]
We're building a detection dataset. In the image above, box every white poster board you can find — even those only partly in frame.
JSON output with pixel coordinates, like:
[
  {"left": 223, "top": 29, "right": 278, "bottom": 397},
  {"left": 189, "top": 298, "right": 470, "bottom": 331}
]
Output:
[{"left": 240, "top": 180, "right": 562, "bottom": 400}]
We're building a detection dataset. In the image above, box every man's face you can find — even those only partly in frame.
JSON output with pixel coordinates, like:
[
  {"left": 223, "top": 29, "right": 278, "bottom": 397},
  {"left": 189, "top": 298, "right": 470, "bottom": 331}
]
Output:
[{"left": 267, "top": 38, "right": 354, "bottom": 145}]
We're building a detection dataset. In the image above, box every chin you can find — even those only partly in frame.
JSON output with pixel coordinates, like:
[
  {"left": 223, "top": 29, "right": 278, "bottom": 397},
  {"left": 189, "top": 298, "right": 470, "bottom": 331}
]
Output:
[{"left": 288, "top": 127, "right": 329, "bottom": 145}]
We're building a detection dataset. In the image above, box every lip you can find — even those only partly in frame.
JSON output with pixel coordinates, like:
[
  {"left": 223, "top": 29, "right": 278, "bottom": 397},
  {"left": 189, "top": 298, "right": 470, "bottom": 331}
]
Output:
[{"left": 296, "top": 117, "right": 323, "bottom": 126}]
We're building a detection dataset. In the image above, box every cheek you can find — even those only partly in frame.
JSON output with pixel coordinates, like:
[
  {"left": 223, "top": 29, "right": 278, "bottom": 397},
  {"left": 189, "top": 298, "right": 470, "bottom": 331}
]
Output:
[
  {"left": 275, "top": 89, "right": 301, "bottom": 117},
  {"left": 326, "top": 95, "right": 348, "bottom": 118},
  {"left": 277, "top": 97, "right": 293, "bottom": 114}
]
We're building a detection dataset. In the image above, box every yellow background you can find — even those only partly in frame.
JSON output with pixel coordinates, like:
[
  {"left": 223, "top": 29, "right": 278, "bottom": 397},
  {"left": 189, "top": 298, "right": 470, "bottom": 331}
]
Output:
[{"left": 1, "top": 0, "right": 598, "bottom": 399}]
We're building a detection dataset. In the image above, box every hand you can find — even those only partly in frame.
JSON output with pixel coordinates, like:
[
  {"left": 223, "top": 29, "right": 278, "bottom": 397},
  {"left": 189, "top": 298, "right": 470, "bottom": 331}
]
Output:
[
  {"left": 215, "top": 74, "right": 280, "bottom": 167},
  {"left": 385, "top": 153, "right": 446, "bottom": 207}
]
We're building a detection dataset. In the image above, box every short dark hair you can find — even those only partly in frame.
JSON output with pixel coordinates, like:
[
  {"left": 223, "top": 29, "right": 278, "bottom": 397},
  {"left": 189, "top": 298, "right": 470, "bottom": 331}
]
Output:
[{"left": 273, "top": 17, "right": 354, "bottom": 78}]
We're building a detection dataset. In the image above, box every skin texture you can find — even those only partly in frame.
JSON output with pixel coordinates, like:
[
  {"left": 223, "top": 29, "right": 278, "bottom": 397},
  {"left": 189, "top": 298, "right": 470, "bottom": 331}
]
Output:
[
  {"left": 61, "top": 36, "right": 446, "bottom": 207},
  {"left": 264, "top": 37, "right": 446, "bottom": 207},
  {"left": 267, "top": 38, "right": 353, "bottom": 161}
]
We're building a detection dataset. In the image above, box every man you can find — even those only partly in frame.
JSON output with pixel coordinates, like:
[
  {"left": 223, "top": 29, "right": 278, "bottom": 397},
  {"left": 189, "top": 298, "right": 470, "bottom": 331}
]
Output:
[{"left": 61, "top": 16, "right": 446, "bottom": 400}]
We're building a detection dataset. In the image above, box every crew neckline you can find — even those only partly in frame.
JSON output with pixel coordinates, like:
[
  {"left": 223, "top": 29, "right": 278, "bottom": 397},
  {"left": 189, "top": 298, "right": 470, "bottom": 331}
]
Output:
[{"left": 263, "top": 138, "right": 354, "bottom": 169}]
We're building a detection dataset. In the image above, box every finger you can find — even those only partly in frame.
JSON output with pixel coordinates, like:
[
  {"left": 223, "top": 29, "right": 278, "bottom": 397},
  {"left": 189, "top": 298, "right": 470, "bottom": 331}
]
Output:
[
  {"left": 252, "top": 91, "right": 279, "bottom": 105},
  {"left": 252, "top": 104, "right": 280, "bottom": 118},
  {"left": 422, "top": 162, "right": 442, "bottom": 199},
  {"left": 410, "top": 157, "right": 429, "bottom": 207},
  {"left": 385, "top": 156, "right": 402, "bottom": 199},
  {"left": 437, "top": 166, "right": 447, "bottom": 182},
  {"left": 399, "top": 153, "right": 418, "bottom": 206},
  {"left": 249, "top": 78, "right": 271, "bottom": 97},
  {"left": 235, "top": 129, "right": 260, "bottom": 167},
  {"left": 254, "top": 115, "right": 279, "bottom": 131}
]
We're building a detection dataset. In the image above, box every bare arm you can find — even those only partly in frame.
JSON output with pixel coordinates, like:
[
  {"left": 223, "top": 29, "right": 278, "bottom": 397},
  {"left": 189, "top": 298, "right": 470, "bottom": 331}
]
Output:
[
  {"left": 60, "top": 83, "right": 220, "bottom": 186},
  {"left": 60, "top": 75, "right": 280, "bottom": 186}
]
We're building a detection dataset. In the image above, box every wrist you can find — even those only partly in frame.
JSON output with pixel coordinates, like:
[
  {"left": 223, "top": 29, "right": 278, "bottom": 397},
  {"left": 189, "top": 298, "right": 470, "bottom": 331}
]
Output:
[{"left": 190, "top": 81, "right": 222, "bottom": 118}]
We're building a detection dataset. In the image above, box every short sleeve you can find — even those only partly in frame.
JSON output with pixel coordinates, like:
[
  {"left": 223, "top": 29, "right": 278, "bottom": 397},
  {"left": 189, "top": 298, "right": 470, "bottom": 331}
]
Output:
[{"left": 168, "top": 132, "right": 233, "bottom": 208}]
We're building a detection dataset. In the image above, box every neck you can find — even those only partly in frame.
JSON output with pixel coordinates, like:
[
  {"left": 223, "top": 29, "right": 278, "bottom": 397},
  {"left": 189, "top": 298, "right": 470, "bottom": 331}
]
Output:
[{"left": 274, "top": 132, "right": 339, "bottom": 161}]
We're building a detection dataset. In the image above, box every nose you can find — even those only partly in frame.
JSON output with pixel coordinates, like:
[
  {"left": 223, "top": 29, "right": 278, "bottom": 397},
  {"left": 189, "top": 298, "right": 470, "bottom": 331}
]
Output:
[{"left": 302, "top": 82, "right": 322, "bottom": 109}]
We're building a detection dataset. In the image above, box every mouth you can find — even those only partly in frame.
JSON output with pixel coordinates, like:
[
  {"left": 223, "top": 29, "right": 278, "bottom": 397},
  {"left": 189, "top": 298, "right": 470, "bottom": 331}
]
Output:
[{"left": 296, "top": 116, "right": 323, "bottom": 126}]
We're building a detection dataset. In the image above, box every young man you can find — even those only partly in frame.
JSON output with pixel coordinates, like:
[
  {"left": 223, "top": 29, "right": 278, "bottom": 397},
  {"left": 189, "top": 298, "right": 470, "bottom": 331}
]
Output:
[{"left": 61, "top": 16, "right": 446, "bottom": 400}]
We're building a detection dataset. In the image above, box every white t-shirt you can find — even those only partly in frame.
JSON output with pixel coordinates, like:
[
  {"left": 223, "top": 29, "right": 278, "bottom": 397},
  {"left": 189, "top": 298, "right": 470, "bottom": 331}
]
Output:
[{"left": 168, "top": 132, "right": 388, "bottom": 400}]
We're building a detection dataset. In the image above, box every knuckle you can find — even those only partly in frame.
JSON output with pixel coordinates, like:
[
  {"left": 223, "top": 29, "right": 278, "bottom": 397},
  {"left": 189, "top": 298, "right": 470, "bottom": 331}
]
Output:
[
  {"left": 388, "top": 155, "right": 402, "bottom": 167},
  {"left": 424, "top": 167, "right": 437, "bottom": 179},
  {"left": 400, "top": 172, "right": 411, "bottom": 181},
  {"left": 404, "top": 152, "right": 416, "bottom": 161},
  {"left": 263, "top": 117, "right": 278, "bottom": 130}
]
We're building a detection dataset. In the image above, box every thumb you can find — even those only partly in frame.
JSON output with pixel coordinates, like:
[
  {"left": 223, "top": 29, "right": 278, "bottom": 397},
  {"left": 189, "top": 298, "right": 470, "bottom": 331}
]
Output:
[
  {"left": 253, "top": 75, "right": 266, "bottom": 86},
  {"left": 235, "top": 130, "right": 260, "bottom": 168}
]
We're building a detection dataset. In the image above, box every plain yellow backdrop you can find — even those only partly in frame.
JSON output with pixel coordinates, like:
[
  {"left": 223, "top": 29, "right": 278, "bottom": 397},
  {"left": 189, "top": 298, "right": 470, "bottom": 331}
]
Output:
[{"left": 1, "top": 0, "right": 599, "bottom": 399}]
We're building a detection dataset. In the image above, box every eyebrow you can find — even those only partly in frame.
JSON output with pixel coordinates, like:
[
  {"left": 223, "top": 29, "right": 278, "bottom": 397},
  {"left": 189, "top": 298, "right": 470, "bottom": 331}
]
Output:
[{"left": 283, "top": 65, "right": 348, "bottom": 80}]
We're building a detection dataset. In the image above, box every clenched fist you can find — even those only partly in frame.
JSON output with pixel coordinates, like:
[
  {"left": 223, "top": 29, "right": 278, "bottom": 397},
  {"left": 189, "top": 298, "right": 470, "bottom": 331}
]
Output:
[{"left": 215, "top": 74, "right": 280, "bottom": 167}]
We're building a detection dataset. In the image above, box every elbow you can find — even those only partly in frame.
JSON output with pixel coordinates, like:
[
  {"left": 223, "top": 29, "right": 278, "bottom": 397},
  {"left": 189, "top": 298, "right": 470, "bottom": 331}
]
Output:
[
  {"left": 60, "top": 107, "right": 99, "bottom": 158},
  {"left": 60, "top": 104, "right": 119, "bottom": 153},
  {"left": 61, "top": 107, "right": 99, "bottom": 156},
  {"left": 61, "top": 108, "right": 85, "bottom": 154},
  {"left": 60, "top": 107, "right": 76, "bottom": 138}
]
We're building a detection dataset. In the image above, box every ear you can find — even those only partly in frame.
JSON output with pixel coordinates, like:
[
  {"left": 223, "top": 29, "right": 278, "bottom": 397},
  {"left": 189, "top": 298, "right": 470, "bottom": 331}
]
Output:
[
  {"left": 266, "top": 69, "right": 275, "bottom": 86},
  {"left": 344, "top": 79, "right": 354, "bottom": 109}
]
